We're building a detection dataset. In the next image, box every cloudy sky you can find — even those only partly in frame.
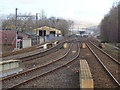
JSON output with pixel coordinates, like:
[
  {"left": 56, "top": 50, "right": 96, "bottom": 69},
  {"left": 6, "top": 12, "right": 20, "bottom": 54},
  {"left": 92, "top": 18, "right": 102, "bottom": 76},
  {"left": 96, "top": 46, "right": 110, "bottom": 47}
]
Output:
[{"left": 0, "top": 0, "right": 118, "bottom": 28}]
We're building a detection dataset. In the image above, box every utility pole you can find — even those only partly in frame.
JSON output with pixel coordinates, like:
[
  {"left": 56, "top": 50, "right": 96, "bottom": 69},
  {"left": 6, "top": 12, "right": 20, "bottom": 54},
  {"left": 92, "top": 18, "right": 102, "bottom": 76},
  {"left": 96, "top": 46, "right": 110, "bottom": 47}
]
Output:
[
  {"left": 72, "top": 23, "right": 74, "bottom": 35},
  {"left": 15, "top": 8, "right": 18, "bottom": 48},
  {"left": 36, "top": 13, "right": 38, "bottom": 44},
  {"left": 36, "top": 13, "right": 42, "bottom": 44},
  {"left": 15, "top": 8, "right": 34, "bottom": 49},
  {"left": 36, "top": 13, "right": 45, "bottom": 43}
]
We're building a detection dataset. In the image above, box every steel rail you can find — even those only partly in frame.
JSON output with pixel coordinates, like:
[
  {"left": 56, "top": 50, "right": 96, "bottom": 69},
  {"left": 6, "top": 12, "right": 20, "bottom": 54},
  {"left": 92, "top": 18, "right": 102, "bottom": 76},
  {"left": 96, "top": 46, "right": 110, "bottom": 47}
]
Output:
[
  {"left": 2, "top": 38, "right": 71, "bottom": 60},
  {"left": 87, "top": 44, "right": 120, "bottom": 87},
  {"left": 2, "top": 40, "right": 60, "bottom": 58},
  {"left": 1, "top": 42, "right": 73, "bottom": 82},
  {"left": 6, "top": 41, "right": 80, "bottom": 89},
  {"left": 17, "top": 41, "right": 65, "bottom": 60},
  {"left": 18, "top": 39, "right": 76, "bottom": 60},
  {"left": 89, "top": 41, "right": 120, "bottom": 65},
  {"left": 1, "top": 43, "right": 74, "bottom": 90}
]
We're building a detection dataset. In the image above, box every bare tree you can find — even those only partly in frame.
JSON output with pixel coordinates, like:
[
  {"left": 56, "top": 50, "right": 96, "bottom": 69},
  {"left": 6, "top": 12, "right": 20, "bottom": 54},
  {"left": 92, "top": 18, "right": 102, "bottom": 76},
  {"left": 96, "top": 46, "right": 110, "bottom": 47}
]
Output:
[
  {"left": 2, "top": 10, "right": 73, "bottom": 36},
  {"left": 100, "top": 1, "right": 119, "bottom": 43}
]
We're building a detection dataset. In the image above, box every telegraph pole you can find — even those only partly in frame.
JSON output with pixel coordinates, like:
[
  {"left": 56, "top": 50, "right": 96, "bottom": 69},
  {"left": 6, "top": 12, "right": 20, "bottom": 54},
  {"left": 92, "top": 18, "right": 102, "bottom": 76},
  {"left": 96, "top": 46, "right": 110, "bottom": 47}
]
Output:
[
  {"left": 36, "top": 13, "right": 41, "bottom": 44},
  {"left": 15, "top": 8, "right": 18, "bottom": 48},
  {"left": 15, "top": 8, "right": 34, "bottom": 49},
  {"left": 36, "top": 13, "right": 38, "bottom": 44}
]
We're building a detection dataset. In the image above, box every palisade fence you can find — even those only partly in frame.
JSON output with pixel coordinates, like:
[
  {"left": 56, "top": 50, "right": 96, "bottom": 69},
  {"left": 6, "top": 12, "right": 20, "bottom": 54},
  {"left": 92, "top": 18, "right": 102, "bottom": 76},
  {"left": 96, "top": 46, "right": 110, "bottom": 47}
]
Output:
[
  {"left": 45, "top": 35, "right": 63, "bottom": 42},
  {"left": 31, "top": 35, "right": 63, "bottom": 46}
]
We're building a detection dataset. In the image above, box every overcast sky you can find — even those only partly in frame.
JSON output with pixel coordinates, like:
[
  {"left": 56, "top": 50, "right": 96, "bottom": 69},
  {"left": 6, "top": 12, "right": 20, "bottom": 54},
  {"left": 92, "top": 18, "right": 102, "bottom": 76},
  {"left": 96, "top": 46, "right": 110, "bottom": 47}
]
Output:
[{"left": 0, "top": 0, "right": 118, "bottom": 28}]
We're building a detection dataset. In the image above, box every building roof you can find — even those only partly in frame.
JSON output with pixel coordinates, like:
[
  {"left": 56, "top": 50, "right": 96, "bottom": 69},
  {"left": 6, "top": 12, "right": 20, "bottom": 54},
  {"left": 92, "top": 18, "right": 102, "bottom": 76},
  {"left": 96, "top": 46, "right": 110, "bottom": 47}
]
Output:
[
  {"left": 0, "top": 30, "right": 29, "bottom": 45},
  {"left": 33, "top": 26, "right": 62, "bottom": 34}
]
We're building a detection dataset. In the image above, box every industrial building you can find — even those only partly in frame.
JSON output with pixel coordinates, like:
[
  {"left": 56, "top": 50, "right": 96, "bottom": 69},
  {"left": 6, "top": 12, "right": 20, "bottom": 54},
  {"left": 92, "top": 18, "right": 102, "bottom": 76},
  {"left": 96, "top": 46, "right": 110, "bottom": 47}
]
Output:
[{"left": 33, "top": 26, "right": 62, "bottom": 37}]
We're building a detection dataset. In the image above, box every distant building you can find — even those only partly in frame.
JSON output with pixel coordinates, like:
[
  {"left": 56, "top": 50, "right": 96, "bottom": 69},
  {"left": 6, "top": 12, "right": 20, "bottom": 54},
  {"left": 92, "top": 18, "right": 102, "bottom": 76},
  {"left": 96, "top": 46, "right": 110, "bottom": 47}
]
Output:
[
  {"left": 33, "top": 26, "right": 63, "bottom": 42},
  {"left": 33, "top": 26, "right": 62, "bottom": 36},
  {"left": 0, "top": 30, "right": 29, "bottom": 48}
]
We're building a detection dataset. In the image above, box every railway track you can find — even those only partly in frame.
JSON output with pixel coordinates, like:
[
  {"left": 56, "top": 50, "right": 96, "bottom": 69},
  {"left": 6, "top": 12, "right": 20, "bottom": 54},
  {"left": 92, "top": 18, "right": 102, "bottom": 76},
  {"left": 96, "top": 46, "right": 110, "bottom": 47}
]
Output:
[
  {"left": 1, "top": 40, "right": 80, "bottom": 89},
  {"left": 2, "top": 40, "right": 66, "bottom": 61},
  {"left": 18, "top": 41, "right": 65, "bottom": 61},
  {"left": 87, "top": 42, "right": 120, "bottom": 87},
  {"left": 22, "top": 42, "right": 71, "bottom": 70},
  {"left": 20, "top": 39, "right": 73, "bottom": 70},
  {"left": 90, "top": 41, "right": 119, "bottom": 63},
  {"left": 1, "top": 41, "right": 56, "bottom": 58},
  {"left": 17, "top": 39, "right": 76, "bottom": 61}
]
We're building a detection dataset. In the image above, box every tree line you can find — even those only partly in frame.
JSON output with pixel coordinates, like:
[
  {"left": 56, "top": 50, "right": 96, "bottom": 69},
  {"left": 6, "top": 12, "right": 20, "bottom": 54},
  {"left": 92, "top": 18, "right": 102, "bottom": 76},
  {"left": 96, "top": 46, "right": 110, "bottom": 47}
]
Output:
[
  {"left": 2, "top": 10, "right": 74, "bottom": 36},
  {"left": 100, "top": 2, "right": 119, "bottom": 43}
]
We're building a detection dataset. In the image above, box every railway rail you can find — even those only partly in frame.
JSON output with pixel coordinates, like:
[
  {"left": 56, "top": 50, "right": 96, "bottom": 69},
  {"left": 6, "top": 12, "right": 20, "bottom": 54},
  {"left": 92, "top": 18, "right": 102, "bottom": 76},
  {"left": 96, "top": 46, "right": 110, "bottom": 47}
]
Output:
[
  {"left": 90, "top": 41, "right": 119, "bottom": 64},
  {"left": 18, "top": 38, "right": 76, "bottom": 62},
  {"left": 1, "top": 41, "right": 55, "bottom": 58},
  {"left": 22, "top": 42, "right": 71, "bottom": 70},
  {"left": 1, "top": 40, "right": 80, "bottom": 89},
  {"left": 2, "top": 40, "right": 66, "bottom": 61},
  {"left": 19, "top": 39, "right": 73, "bottom": 71},
  {"left": 1, "top": 37, "right": 72, "bottom": 58},
  {"left": 18, "top": 41, "right": 65, "bottom": 61},
  {"left": 0, "top": 40, "right": 72, "bottom": 80},
  {"left": 87, "top": 42, "right": 120, "bottom": 87}
]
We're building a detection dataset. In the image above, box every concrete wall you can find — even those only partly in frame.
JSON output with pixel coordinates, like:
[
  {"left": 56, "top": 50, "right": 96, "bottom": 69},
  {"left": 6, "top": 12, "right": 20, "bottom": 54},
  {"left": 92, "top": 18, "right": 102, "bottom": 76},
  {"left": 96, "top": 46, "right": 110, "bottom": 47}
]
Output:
[
  {"left": 46, "top": 30, "right": 50, "bottom": 35},
  {"left": 38, "top": 35, "right": 63, "bottom": 44},
  {"left": 0, "top": 60, "right": 22, "bottom": 78},
  {"left": 0, "top": 61, "right": 19, "bottom": 71},
  {"left": 39, "top": 37, "right": 44, "bottom": 44},
  {"left": 22, "top": 38, "right": 32, "bottom": 48}
]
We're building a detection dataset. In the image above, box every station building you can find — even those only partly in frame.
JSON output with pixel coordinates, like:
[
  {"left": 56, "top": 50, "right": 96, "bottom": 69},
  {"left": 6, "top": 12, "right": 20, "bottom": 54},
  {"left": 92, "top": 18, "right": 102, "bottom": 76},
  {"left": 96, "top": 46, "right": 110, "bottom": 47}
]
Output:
[{"left": 33, "top": 26, "right": 62, "bottom": 37}]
